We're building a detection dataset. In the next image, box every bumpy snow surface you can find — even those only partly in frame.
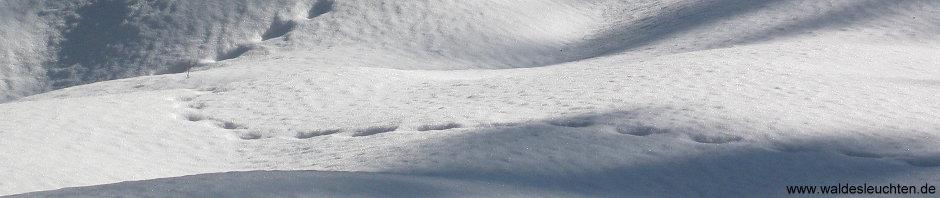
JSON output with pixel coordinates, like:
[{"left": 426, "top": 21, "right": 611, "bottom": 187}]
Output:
[{"left": 2, "top": 0, "right": 940, "bottom": 197}]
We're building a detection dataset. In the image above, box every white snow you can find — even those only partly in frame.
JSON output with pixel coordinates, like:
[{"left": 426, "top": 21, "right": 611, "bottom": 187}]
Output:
[{"left": 2, "top": 0, "right": 940, "bottom": 197}]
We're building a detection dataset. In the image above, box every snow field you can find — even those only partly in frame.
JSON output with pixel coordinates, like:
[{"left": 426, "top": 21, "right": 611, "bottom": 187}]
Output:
[{"left": 1, "top": 0, "right": 940, "bottom": 197}]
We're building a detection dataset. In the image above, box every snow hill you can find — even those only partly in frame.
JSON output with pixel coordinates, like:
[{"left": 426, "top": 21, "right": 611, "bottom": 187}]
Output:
[{"left": 2, "top": 0, "right": 940, "bottom": 197}]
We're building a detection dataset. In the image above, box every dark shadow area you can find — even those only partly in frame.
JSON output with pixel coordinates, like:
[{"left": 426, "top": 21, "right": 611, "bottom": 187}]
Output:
[
  {"left": 307, "top": 0, "right": 334, "bottom": 19},
  {"left": 51, "top": 0, "right": 139, "bottom": 88},
  {"left": 542, "top": 0, "right": 931, "bottom": 68},
  {"left": 577, "top": 0, "right": 782, "bottom": 57},
  {"left": 416, "top": 122, "right": 463, "bottom": 131},
  {"left": 37, "top": 0, "right": 300, "bottom": 89},
  {"left": 261, "top": 16, "right": 297, "bottom": 41},
  {"left": 7, "top": 171, "right": 456, "bottom": 198},
  {"left": 482, "top": 0, "right": 783, "bottom": 69},
  {"left": 215, "top": 45, "right": 253, "bottom": 62},
  {"left": 395, "top": 111, "right": 939, "bottom": 197},
  {"left": 163, "top": 60, "right": 195, "bottom": 74},
  {"left": 735, "top": 0, "right": 931, "bottom": 45}
]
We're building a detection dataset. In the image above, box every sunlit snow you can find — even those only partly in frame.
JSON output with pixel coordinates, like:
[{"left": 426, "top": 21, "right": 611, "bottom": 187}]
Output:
[{"left": 1, "top": 0, "right": 939, "bottom": 197}]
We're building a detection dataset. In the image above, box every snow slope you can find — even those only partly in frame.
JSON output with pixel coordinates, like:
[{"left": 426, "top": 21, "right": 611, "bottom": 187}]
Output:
[
  {"left": 0, "top": 0, "right": 605, "bottom": 102},
  {"left": 2, "top": 0, "right": 940, "bottom": 197}
]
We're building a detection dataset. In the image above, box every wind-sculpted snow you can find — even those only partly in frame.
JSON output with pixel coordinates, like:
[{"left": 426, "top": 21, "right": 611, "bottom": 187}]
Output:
[
  {"left": 2, "top": 0, "right": 940, "bottom": 197},
  {"left": 3, "top": 0, "right": 940, "bottom": 102}
]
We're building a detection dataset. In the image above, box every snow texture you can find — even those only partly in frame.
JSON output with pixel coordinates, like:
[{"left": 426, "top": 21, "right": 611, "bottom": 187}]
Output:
[{"left": 2, "top": 0, "right": 940, "bottom": 197}]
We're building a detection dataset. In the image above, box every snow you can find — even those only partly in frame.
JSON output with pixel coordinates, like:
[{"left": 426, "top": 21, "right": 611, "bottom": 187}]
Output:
[{"left": 2, "top": 0, "right": 940, "bottom": 197}]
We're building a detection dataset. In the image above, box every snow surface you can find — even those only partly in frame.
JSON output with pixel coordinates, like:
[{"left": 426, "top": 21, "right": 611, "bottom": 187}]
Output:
[{"left": 2, "top": 0, "right": 940, "bottom": 197}]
